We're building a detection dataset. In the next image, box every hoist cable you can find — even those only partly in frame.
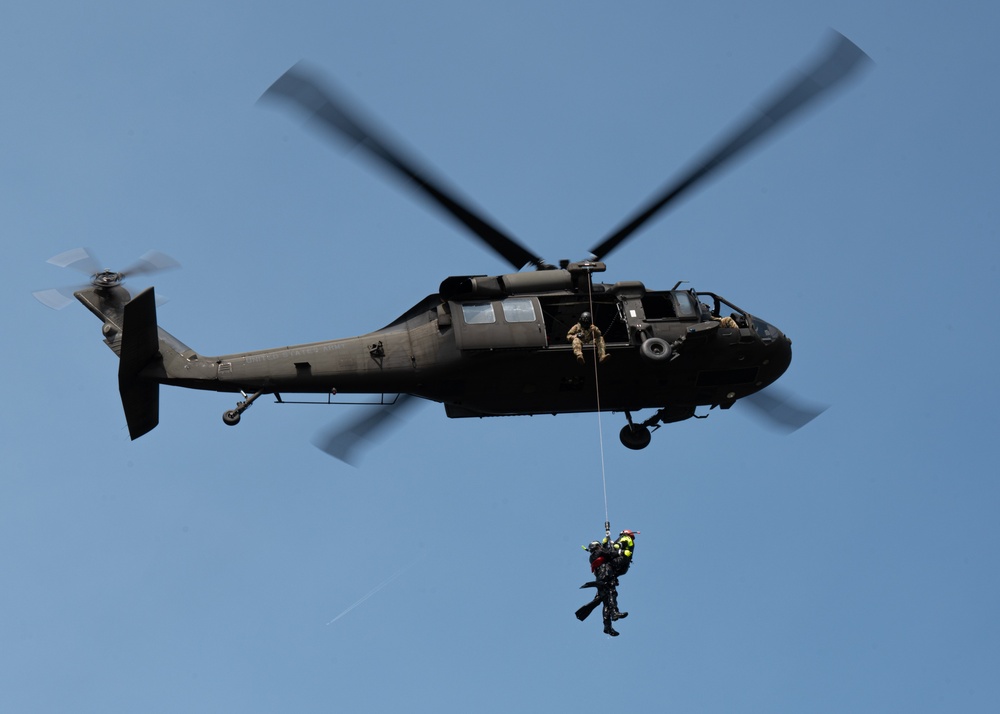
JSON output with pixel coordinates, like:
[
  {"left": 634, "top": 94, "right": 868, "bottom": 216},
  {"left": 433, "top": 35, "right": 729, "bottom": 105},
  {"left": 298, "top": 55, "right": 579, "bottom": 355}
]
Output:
[{"left": 585, "top": 275, "right": 610, "bottom": 532}]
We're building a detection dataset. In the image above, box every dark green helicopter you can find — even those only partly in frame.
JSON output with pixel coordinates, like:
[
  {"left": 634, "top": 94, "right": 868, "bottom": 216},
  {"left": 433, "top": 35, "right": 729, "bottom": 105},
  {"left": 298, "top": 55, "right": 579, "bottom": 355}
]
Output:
[{"left": 36, "top": 32, "right": 868, "bottom": 459}]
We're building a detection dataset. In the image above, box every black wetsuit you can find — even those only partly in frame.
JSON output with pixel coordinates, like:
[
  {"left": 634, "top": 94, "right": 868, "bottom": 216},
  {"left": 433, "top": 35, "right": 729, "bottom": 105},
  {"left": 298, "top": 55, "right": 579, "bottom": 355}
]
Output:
[{"left": 588, "top": 544, "right": 621, "bottom": 632}]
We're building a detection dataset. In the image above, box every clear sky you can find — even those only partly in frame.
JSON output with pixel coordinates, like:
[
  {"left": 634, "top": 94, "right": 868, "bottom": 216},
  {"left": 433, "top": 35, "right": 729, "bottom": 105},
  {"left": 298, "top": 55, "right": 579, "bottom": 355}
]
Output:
[{"left": 3, "top": 2, "right": 998, "bottom": 712}]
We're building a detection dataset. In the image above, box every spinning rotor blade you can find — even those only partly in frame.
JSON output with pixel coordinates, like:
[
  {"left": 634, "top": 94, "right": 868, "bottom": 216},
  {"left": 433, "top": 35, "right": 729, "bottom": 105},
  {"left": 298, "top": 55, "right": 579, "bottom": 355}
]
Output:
[
  {"left": 46, "top": 247, "right": 102, "bottom": 275},
  {"left": 34, "top": 248, "right": 106, "bottom": 309},
  {"left": 43, "top": 248, "right": 179, "bottom": 280},
  {"left": 589, "top": 31, "right": 871, "bottom": 261},
  {"left": 312, "top": 394, "right": 421, "bottom": 466},
  {"left": 32, "top": 288, "right": 77, "bottom": 310},
  {"left": 261, "top": 67, "right": 544, "bottom": 271},
  {"left": 33, "top": 248, "right": 180, "bottom": 309},
  {"left": 120, "top": 250, "right": 180, "bottom": 278},
  {"left": 742, "top": 386, "right": 828, "bottom": 433}
]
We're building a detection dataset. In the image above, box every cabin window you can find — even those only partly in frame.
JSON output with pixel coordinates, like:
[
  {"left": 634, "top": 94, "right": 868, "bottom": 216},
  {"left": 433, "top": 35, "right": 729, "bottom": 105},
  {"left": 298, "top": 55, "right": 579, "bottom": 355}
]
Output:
[
  {"left": 461, "top": 302, "right": 496, "bottom": 325},
  {"left": 501, "top": 297, "right": 536, "bottom": 323},
  {"left": 642, "top": 293, "right": 677, "bottom": 319}
]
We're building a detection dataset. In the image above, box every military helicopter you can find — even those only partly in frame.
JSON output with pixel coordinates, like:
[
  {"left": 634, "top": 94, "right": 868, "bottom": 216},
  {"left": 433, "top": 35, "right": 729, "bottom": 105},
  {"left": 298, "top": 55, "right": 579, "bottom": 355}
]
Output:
[{"left": 36, "top": 32, "right": 868, "bottom": 457}]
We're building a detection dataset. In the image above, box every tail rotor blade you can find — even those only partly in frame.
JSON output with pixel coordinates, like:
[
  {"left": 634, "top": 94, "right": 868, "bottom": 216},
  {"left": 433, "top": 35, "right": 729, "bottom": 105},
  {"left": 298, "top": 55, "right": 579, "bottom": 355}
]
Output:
[
  {"left": 32, "top": 288, "right": 78, "bottom": 310},
  {"left": 34, "top": 249, "right": 179, "bottom": 309},
  {"left": 46, "top": 247, "right": 102, "bottom": 276},
  {"left": 122, "top": 250, "right": 181, "bottom": 278}
]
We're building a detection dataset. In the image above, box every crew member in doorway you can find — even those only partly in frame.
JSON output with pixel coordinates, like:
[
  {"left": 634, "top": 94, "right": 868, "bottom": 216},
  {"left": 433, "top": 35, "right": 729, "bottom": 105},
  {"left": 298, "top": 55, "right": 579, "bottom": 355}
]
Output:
[
  {"left": 567, "top": 312, "right": 608, "bottom": 365},
  {"left": 703, "top": 302, "right": 739, "bottom": 329},
  {"left": 711, "top": 312, "right": 739, "bottom": 328}
]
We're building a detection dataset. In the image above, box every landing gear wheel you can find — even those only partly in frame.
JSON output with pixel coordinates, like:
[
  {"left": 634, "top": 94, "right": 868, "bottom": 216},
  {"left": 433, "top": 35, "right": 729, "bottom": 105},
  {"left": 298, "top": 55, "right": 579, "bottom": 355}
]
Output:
[
  {"left": 639, "top": 337, "right": 672, "bottom": 362},
  {"left": 620, "top": 424, "right": 652, "bottom": 450},
  {"left": 222, "top": 390, "right": 264, "bottom": 427}
]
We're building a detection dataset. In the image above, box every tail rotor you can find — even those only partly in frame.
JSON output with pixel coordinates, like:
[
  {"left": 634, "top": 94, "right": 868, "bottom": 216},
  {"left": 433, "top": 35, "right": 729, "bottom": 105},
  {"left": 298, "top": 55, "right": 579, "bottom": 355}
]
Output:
[{"left": 33, "top": 248, "right": 180, "bottom": 309}]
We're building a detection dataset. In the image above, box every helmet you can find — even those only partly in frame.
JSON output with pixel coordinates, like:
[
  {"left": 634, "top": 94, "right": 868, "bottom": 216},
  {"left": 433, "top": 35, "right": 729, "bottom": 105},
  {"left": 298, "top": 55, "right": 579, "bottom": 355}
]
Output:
[
  {"left": 620, "top": 529, "right": 639, "bottom": 538},
  {"left": 587, "top": 541, "right": 602, "bottom": 552},
  {"left": 579, "top": 312, "right": 593, "bottom": 327}
]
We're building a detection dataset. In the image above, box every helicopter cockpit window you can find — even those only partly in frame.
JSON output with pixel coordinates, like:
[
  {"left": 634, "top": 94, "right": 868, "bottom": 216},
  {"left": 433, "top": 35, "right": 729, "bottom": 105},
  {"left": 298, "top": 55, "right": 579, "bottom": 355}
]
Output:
[
  {"left": 461, "top": 302, "right": 496, "bottom": 325},
  {"left": 501, "top": 298, "right": 536, "bottom": 323},
  {"left": 673, "top": 291, "right": 698, "bottom": 319},
  {"left": 752, "top": 317, "right": 778, "bottom": 342}
]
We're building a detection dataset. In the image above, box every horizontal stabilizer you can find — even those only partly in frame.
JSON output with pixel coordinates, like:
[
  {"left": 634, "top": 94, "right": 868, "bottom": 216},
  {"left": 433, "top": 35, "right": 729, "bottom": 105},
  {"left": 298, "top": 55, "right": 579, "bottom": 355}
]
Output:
[{"left": 118, "top": 287, "right": 161, "bottom": 440}]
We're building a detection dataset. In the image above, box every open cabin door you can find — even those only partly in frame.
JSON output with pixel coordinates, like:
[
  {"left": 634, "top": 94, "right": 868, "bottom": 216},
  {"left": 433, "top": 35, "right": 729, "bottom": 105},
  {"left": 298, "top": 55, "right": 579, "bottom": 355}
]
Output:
[{"left": 451, "top": 296, "right": 548, "bottom": 350}]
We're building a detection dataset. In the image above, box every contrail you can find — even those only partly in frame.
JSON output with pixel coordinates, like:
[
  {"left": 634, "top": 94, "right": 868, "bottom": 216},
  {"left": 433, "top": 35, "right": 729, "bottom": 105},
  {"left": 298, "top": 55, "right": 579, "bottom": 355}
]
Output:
[{"left": 325, "top": 552, "right": 425, "bottom": 626}]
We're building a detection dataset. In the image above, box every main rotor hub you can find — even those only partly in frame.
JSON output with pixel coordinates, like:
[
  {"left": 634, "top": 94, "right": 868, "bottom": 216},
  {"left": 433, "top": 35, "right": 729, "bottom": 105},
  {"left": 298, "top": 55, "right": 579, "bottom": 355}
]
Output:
[
  {"left": 565, "top": 261, "right": 606, "bottom": 276},
  {"left": 91, "top": 270, "right": 124, "bottom": 288}
]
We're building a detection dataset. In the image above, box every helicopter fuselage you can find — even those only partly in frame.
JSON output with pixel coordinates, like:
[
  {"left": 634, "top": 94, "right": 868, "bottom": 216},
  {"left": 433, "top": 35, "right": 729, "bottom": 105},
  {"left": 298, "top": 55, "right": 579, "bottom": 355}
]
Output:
[{"left": 77, "top": 265, "right": 791, "bottom": 442}]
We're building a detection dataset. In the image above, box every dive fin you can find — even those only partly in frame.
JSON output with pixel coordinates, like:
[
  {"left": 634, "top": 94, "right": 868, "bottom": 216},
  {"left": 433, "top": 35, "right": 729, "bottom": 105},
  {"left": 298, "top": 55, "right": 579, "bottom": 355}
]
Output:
[
  {"left": 575, "top": 597, "right": 601, "bottom": 622},
  {"left": 580, "top": 581, "right": 599, "bottom": 589},
  {"left": 118, "top": 287, "right": 161, "bottom": 440}
]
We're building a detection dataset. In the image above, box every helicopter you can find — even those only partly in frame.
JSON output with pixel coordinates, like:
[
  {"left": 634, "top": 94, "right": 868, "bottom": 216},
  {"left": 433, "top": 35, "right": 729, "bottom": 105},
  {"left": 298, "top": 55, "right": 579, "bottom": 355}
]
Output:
[{"left": 36, "top": 32, "right": 868, "bottom": 458}]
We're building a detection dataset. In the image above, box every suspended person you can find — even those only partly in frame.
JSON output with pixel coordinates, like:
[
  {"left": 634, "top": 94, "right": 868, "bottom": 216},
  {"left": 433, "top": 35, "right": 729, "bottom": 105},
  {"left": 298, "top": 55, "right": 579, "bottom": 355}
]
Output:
[
  {"left": 605, "top": 529, "right": 639, "bottom": 585},
  {"left": 590, "top": 529, "right": 639, "bottom": 624},
  {"left": 575, "top": 540, "right": 626, "bottom": 636},
  {"left": 566, "top": 311, "right": 607, "bottom": 366}
]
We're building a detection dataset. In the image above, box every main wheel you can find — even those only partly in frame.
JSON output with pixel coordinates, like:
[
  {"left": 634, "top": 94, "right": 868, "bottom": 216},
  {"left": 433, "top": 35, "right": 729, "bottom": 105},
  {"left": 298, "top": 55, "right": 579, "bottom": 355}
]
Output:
[
  {"left": 639, "top": 337, "right": 672, "bottom": 362},
  {"left": 620, "top": 424, "right": 652, "bottom": 450},
  {"left": 223, "top": 410, "right": 241, "bottom": 426}
]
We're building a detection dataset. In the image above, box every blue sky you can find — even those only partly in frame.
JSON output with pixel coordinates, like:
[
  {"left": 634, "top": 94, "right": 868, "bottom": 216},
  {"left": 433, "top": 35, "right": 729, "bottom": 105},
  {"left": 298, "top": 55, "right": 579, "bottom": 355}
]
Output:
[{"left": 3, "top": 2, "right": 998, "bottom": 712}]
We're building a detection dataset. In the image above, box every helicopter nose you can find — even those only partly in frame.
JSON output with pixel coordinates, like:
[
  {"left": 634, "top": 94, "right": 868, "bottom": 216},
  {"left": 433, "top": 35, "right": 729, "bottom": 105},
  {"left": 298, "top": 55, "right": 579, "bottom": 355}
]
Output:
[
  {"left": 765, "top": 331, "right": 793, "bottom": 385},
  {"left": 750, "top": 317, "right": 792, "bottom": 385}
]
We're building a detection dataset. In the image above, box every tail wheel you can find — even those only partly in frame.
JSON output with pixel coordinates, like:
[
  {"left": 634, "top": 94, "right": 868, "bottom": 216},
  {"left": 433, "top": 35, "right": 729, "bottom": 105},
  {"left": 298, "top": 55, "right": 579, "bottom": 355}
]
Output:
[{"left": 619, "top": 424, "right": 652, "bottom": 450}]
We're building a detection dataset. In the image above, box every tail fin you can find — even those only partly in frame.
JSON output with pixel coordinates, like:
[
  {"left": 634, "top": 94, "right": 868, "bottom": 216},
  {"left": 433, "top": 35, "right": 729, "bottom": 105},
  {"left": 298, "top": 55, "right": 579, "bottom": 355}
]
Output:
[
  {"left": 75, "top": 284, "right": 202, "bottom": 440},
  {"left": 117, "top": 288, "right": 161, "bottom": 439}
]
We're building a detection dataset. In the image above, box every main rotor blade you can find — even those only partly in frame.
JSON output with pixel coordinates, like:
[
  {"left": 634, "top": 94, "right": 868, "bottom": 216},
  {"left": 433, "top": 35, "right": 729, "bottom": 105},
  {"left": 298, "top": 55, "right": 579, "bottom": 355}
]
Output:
[
  {"left": 261, "top": 66, "right": 544, "bottom": 271},
  {"left": 589, "top": 31, "right": 871, "bottom": 261},
  {"left": 742, "top": 387, "right": 828, "bottom": 432},
  {"left": 312, "top": 394, "right": 421, "bottom": 466}
]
